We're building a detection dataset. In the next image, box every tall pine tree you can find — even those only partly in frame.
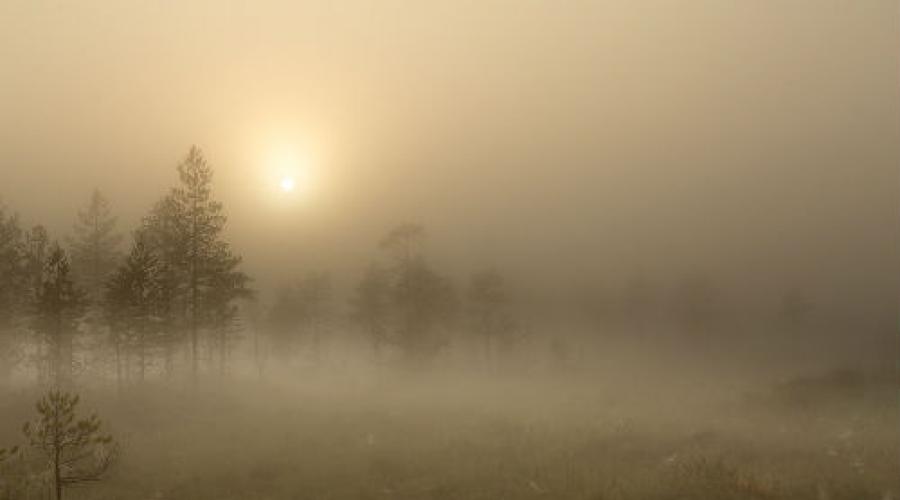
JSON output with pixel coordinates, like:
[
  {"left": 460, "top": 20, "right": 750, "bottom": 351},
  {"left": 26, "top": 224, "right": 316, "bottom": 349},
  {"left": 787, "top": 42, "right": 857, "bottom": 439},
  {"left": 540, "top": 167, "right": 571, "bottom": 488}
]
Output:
[
  {"left": 104, "top": 238, "right": 168, "bottom": 386},
  {"left": 68, "top": 190, "right": 122, "bottom": 303},
  {"left": 140, "top": 146, "right": 250, "bottom": 383},
  {"left": 33, "top": 244, "right": 85, "bottom": 387},
  {"left": 0, "top": 205, "right": 27, "bottom": 377}
]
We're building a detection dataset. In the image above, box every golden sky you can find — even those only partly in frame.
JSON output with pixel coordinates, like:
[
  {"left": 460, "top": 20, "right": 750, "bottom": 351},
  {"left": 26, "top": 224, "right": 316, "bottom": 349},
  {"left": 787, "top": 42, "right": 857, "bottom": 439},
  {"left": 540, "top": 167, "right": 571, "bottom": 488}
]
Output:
[{"left": 1, "top": 1, "right": 897, "bottom": 316}]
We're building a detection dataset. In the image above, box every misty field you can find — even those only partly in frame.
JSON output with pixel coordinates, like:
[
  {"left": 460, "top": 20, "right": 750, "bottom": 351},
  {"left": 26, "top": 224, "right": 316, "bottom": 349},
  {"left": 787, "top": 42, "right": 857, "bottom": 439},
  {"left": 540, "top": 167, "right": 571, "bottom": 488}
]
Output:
[
  {"left": 1, "top": 348, "right": 895, "bottom": 500},
  {"left": 3, "top": 2, "right": 898, "bottom": 498}
]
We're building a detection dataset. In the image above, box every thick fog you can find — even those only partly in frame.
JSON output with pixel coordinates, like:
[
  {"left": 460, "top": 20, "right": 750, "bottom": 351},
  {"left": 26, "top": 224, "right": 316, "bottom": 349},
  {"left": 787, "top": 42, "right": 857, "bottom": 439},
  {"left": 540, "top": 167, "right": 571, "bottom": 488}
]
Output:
[
  {"left": 3, "top": 0, "right": 897, "bottom": 316},
  {"left": 0, "top": 2, "right": 897, "bottom": 499}
]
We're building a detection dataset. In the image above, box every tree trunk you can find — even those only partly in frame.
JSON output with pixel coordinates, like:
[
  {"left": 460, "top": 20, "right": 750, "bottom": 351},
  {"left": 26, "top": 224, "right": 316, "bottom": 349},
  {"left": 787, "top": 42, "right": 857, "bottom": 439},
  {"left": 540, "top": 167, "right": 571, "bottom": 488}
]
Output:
[
  {"left": 54, "top": 445, "right": 62, "bottom": 500},
  {"left": 190, "top": 287, "right": 198, "bottom": 386},
  {"left": 138, "top": 330, "right": 145, "bottom": 383},
  {"left": 114, "top": 335, "right": 122, "bottom": 394},
  {"left": 219, "top": 329, "right": 226, "bottom": 380}
]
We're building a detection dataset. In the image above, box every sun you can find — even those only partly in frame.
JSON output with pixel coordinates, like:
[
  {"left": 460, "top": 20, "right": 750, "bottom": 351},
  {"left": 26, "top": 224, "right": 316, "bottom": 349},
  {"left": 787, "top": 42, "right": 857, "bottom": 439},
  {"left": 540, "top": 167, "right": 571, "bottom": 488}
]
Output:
[
  {"left": 279, "top": 176, "right": 296, "bottom": 192},
  {"left": 264, "top": 145, "right": 312, "bottom": 197}
]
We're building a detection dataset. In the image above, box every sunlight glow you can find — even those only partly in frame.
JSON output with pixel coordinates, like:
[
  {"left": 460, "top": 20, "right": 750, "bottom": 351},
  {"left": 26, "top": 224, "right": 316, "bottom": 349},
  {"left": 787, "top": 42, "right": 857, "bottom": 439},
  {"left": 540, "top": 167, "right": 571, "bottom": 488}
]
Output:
[
  {"left": 265, "top": 144, "right": 313, "bottom": 198},
  {"left": 280, "top": 176, "right": 296, "bottom": 192}
]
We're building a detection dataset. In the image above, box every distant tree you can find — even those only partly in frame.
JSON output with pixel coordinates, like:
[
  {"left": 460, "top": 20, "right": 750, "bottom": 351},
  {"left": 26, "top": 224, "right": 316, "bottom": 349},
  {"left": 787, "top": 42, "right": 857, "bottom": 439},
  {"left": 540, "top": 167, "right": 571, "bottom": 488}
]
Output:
[
  {"left": 350, "top": 264, "right": 391, "bottom": 359},
  {"left": 242, "top": 297, "right": 266, "bottom": 379},
  {"left": 0, "top": 444, "right": 23, "bottom": 498},
  {"left": 380, "top": 223, "right": 424, "bottom": 265},
  {"left": 674, "top": 273, "right": 720, "bottom": 337},
  {"left": 264, "top": 273, "right": 330, "bottom": 363},
  {"left": 467, "top": 269, "right": 517, "bottom": 366},
  {"left": 22, "top": 390, "right": 117, "bottom": 500},
  {"left": 621, "top": 273, "right": 656, "bottom": 335},
  {"left": 67, "top": 190, "right": 122, "bottom": 303},
  {"left": 0, "top": 206, "right": 27, "bottom": 377},
  {"left": 778, "top": 288, "right": 814, "bottom": 328},
  {"left": 380, "top": 225, "right": 457, "bottom": 362},
  {"left": 266, "top": 285, "right": 303, "bottom": 358},
  {"left": 294, "top": 272, "right": 331, "bottom": 361},
  {"left": 173, "top": 146, "right": 224, "bottom": 382},
  {"left": 0, "top": 445, "right": 19, "bottom": 465},
  {"left": 575, "top": 281, "right": 614, "bottom": 335},
  {"left": 202, "top": 243, "right": 252, "bottom": 377},
  {"left": 139, "top": 197, "right": 187, "bottom": 376},
  {"left": 104, "top": 238, "right": 168, "bottom": 386},
  {"left": 23, "top": 225, "right": 50, "bottom": 296},
  {"left": 32, "top": 245, "right": 85, "bottom": 387},
  {"left": 0, "top": 206, "right": 26, "bottom": 328}
]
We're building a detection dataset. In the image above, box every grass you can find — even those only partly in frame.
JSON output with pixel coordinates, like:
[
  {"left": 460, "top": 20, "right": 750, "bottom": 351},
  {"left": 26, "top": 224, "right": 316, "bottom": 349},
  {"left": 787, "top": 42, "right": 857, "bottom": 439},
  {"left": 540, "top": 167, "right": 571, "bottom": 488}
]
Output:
[{"left": 0, "top": 363, "right": 896, "bottom": 500}]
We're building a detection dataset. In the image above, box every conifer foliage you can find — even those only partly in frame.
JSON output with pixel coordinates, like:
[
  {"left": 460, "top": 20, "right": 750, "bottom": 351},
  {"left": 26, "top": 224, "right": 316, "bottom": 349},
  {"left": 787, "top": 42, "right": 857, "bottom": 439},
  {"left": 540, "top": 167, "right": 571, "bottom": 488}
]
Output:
[{"left": 22, "top": 390, "right": 117, "bottom": 500}]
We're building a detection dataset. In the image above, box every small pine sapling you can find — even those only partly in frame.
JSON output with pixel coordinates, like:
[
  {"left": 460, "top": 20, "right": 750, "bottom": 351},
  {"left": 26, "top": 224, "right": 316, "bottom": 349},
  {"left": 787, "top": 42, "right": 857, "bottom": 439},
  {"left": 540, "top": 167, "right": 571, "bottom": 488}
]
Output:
[{"left": 22, "top": 390, "right": 117, "bottom": 500}]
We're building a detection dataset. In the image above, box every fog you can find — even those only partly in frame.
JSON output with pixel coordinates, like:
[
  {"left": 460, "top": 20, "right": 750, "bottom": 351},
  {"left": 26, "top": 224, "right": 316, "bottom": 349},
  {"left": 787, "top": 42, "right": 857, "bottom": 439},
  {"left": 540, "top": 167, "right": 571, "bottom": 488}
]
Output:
[{"left": 0, "top": 1, "right": 897, "bottom": 499}]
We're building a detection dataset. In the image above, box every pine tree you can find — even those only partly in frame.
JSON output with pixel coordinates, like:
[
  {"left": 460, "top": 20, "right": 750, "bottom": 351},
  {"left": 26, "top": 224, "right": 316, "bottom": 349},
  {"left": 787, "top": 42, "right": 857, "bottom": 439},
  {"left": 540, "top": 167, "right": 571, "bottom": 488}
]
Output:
[
  {"left": 68, "top": 190, "right": 122, "bottom": 303},
  {"left": 33, "top": 245, "right": 85, "bottom": 387},
  {"left": 0, "top": 206, "right": 27, "bottom": 377},
  {"left": 22, "top": 390, "right": 117, "bottom": 500},
  {"left": 104, "top": 238, "right": 167, "bottom": 386},
  {"left": 140, "top": 146, "right": 250, "bottom": 383},
  {"left": 203, "top": 242, "right": 251, "bottom": 378},
  {"left": 379, "top": 225, "right": 457, "bottom": 362},
  {"left": 0, "top": 445, "right": 19, "bottom": 464},
  {"left": 350, "top": 264, "right": 391, "bottom": 358},
  {"left": 0, "top": 444, "right": 22, "bottom": 498},
  {"left": 264, "top": 273, "right": 328, "bottom": 363},
  {"left": 467, "top": 269, "right": 517, "bottom": 367},
  {"left": 0, "top": 206, "right": 26, "bottom": 329},
  {"left": 266, "top": 285, "right": 303, "bottom": 359},
  {"left": 24, "top": 225, "right": 50, "bottom": 297}
]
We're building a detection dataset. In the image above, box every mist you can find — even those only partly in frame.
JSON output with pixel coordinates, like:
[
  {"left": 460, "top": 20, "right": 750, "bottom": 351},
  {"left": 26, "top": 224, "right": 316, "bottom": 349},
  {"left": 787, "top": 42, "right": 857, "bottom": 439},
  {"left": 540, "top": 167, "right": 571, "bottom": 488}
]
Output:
[{"left": 0, "top": 1, "right": 897, "bottom": 499}]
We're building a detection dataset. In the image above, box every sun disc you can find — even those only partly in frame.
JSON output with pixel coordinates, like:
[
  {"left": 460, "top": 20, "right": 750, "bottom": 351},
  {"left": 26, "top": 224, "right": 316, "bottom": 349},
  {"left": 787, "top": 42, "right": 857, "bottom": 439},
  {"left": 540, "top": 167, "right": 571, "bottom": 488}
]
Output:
[{"left": 279, "top": 176, "right": 296, "bottom": 192}]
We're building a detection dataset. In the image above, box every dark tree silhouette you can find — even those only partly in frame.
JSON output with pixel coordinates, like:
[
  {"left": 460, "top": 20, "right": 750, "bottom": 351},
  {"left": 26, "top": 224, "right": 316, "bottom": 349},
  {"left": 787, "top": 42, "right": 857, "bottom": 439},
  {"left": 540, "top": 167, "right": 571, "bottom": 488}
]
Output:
[
  {"left": 24, "top": 225, "right": 50, "bottom": 296},
  {"left": 203, "top": 243, "right": 252, "bottom": 378},
  {"left": 0, "top": 206, "right": 26, "bottom": 328},
  {"left": 0, "top": 446, "right": 19, "bottom": 464},
  {"left": 67, "top": 189, "right": 122, "bottom": 303},
  {"left": 22, "top": 390, "right": 117, "bottom": 500},
  {"left": 0, "top": 206, "right": 27, "bottom": 377},
  {"left": 779, "top": 288, "right": 814, "bottom": 328},
  {"left": 293, "top": 272, "right": 331, "bottom": 361},
  {"left": 621, "top": 273, "right": 657, "bottom": 336},
  {"left": 266, "top": 285, "right": 304, "bottom": 359},
  {"left": 104, "top": 238, "right": 168, "bottom": 386},
  {"left": 467, "top": 269, "right": 517, "bottom": 367},
  {"left": 264, "top": 273, "right": 330, "bottom": 363},
  {"left": 674, "top": 272, "right": 720, "bottom": 338},
  {"left": 350, "top": 263, "right": 391, "bottom": 359},
  {"left": 32, "top": 245, "right": 85, "bottom": 387},
  {"left": 380, "top": 225, "right": 457, "bottom": 362},
  {"left": 140, "top": 146, "right": 250, "bottom": 383}
]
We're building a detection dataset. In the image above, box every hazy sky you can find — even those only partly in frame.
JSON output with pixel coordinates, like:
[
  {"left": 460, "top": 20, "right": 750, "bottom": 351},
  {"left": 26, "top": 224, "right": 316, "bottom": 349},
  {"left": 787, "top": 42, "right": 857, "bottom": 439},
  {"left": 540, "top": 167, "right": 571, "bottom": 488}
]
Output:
[{"left": 1, "top": 1, "right": 897, "bottom": 319}]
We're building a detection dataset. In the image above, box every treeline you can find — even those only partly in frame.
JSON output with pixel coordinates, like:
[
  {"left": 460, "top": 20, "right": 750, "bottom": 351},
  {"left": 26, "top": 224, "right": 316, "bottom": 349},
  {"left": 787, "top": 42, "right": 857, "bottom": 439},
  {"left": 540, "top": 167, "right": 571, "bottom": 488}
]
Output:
[
  {"left": 269, "top": 223, "right": 519, "bottom": 368},
  {"left": 0, "top": 146, "right": 523, "bottom": 389},
  {"left": 0, "top": 146, "right": 825, "bottom": 390},
  {"left": 0, "top": 146, "right": 250, "bottom": 389}
]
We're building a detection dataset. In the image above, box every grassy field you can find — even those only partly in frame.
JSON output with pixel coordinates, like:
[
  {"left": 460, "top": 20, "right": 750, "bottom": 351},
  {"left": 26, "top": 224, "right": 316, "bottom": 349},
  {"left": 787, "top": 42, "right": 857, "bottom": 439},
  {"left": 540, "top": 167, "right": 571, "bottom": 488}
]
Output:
[{"left": 1, "top": 356, "right": 895, "bottom": 500}]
